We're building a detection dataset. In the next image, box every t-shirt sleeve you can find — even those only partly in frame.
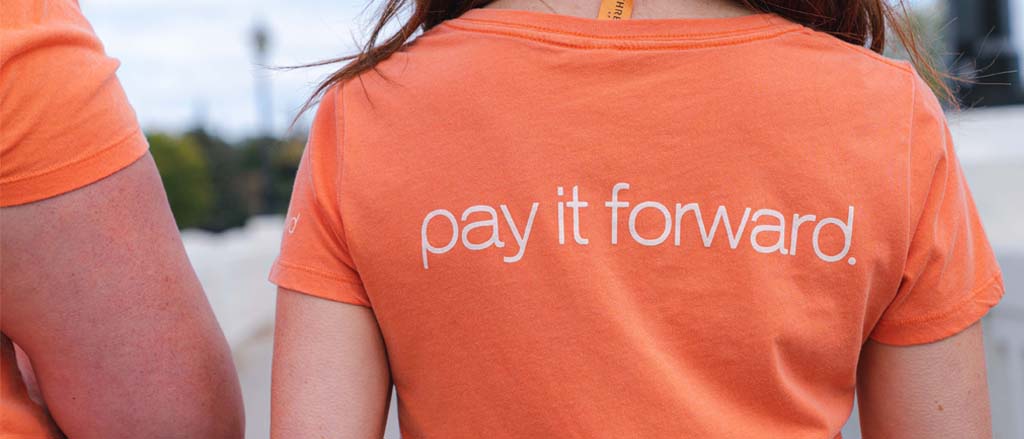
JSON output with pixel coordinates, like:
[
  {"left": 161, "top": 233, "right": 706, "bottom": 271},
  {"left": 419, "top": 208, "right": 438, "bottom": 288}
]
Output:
[
  {"left": 868, "top": 71, "right": 1005, "bottom": 346},
  {"left": 0, "top": 0, "right": 148, "bottom": 207},
  {"left": 268, "top": 85, "right": 371, "bottom": 307}
]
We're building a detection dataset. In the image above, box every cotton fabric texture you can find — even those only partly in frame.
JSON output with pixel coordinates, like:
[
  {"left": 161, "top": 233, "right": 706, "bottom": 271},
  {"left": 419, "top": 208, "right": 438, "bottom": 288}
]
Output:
[
  {"left": 1, "top": 0, "right": 147, "bottom": 207},
  {"left": 270, "top": 9, "right": 1004, "bottom": 438}
]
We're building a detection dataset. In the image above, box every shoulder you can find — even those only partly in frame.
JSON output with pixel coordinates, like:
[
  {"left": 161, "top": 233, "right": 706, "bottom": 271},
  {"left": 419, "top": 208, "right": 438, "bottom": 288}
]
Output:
[
  {"left": 758, "top": 25, "right": 942, "bottom": 148},
  {"left": 1, "top": 0, "right": 109, "bottom": 81},
  {"left": 336, "top": 25, "right": 502, "bottom": 110},
  {"left": 772, "top": 24, "right": 916, "bottom": 85},
  {"left": 753, "top": 26, "right": 923, "bottom": 119},
  {"left": 0, "top": 0, "right": 146, "bottom": 206}
]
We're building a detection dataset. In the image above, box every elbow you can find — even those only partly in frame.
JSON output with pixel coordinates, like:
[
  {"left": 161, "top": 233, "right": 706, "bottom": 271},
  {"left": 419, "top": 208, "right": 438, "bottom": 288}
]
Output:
[
  {"left": 203, "top": 355, "right": 246, "bottom": 438},
  {"left": 172, "top": 339, "right": 246, "bottom": 438}
]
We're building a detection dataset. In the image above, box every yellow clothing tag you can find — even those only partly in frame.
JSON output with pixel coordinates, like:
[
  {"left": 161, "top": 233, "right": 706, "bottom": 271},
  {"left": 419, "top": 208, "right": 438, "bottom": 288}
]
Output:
[{"left": 597, "top": 0, "right": 633, "bottom": 20}]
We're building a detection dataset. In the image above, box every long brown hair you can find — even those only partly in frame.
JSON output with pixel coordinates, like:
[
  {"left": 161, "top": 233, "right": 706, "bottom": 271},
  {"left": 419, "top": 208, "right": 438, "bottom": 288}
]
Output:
[{"left": 295, "top": 0, "right": 952, "bottom": 119}]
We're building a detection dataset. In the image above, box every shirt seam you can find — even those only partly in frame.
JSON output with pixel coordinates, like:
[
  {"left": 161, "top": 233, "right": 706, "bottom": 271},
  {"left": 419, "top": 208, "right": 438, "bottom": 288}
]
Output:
[
  {"left": 305, "top": 85, "right": 363, "bottom": 280},
  {"left": 455, "top": 16, "right": 789, "bottom": 41},
  {"left": 439, "top": 21, "right": 803, "bottom": 50},
  {"left": 903, "top": 63, "right": 917, "bottom": 276},
  {"left": 333, "top": 81, "right": 364, "bottom": 276},
  {"left": 874, "top": 270, "right": 1004, "bottom": 327},
  {"left": 800, "top": 28, "right": 912, "bottom": 74},
  {"left": 275, "top": 259, "right": 364, "bottom": 287},
  {"left": 0, "top": 126, "right": 143, "bottom": 184}
]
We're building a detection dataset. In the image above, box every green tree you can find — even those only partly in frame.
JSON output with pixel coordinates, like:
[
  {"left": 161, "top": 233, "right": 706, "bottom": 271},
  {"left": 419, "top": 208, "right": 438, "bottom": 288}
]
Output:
[
  {"left": 186, "top": 128, "right": 253, "bottom": 231},
  {"left": 147, "top": 133, "right": 215, "bottom": 229}
]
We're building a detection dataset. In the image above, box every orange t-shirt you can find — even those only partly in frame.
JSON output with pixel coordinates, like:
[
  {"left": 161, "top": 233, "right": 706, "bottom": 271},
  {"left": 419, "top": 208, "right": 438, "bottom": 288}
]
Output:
[
  {"left": 0, "top": 0, "right": 147, "bottom": 207},
  {"left": 1, "top": 1, "right": 147, "bottom": 436},
  {"left": 270, "top": 9, "right": 1005, "bottom": 438}
]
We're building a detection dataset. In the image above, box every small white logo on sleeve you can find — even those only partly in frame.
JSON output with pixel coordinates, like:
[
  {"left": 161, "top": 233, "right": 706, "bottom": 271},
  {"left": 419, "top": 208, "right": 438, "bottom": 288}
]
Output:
[{"left": 287, "top": 213, "right": 301, "bottom": 234}]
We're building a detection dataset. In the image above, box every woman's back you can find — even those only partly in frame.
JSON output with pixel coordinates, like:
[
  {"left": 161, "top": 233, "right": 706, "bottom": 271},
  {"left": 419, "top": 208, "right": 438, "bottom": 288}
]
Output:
[{"left": 270, "top": 6, "right": 1003, "bottom": 438}]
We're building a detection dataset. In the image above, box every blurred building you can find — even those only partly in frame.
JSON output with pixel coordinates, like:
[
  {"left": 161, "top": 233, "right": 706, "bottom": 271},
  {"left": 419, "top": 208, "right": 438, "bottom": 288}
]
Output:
[{"left": 948, "top": 0, "right": 1024, "bottom": 106}]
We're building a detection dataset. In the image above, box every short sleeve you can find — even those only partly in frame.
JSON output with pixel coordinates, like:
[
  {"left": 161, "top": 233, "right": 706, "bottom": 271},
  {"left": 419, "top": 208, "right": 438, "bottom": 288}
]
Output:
[
  {"left": 869, "top": 72, "right": 1005, "bottom": 346},
  {"left": 268, "top": 85, "right": 371, "bottom": 307},
  {"left": 0, "top": 0, "right": 148, "bottom": 206}
]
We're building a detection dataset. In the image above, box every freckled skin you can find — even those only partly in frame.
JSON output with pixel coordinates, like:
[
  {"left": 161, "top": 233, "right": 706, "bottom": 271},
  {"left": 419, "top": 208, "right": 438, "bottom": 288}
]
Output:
[
  {"left": 858, "top": 322, "right": 993, "bottom": 438},
  {"left": 271, "top": 288, "right": 392, "bottom": 439},
  {"left": 1, "top": 154, "right": 244, "bottom": 438}
]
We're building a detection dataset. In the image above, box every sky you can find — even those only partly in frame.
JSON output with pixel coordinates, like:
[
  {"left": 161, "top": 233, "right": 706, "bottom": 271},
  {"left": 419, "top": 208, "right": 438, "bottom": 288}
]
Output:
[
  {"left": 82, "top": 0, "right": 1024, "bottom": 140},
  {"left": 83, "top": 0, "right": 369, "bottom": 139}
]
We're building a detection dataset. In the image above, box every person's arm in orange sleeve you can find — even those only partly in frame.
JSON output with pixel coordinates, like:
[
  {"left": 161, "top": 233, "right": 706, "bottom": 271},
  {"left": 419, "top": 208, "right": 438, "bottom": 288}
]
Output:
[
  {"left": 855, "top": 68, "right": 1001, "bottom": 439},
  {"left": 267, "top": 82, "right": 391, "bottom": 438},
  {"left": 271, "top": 288, "right": 392, "bottom": 438},
  {"left": 0, "top": 154, "right": 245, "bottom": 438}
]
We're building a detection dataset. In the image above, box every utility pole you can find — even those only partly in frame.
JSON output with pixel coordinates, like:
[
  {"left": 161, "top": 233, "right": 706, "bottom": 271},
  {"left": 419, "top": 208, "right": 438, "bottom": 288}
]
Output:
[
  {"left": 948, "top": 0, "right": 1023, "bottom": 106},
  {"left": 252, "top": 21, "right": 273, "bottom": 136},
  {"left": 251, "top": 21, "right": 274, "bottom": 212}
]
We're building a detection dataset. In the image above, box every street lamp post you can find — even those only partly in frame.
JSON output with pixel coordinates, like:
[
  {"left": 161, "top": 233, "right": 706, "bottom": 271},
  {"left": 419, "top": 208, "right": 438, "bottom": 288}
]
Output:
[{"left": 251, "top": 22, "right": 275, "bottom": 212}]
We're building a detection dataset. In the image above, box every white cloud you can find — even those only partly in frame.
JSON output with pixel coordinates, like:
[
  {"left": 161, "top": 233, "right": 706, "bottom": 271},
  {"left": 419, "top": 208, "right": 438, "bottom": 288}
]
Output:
[
  {"left": 81, "top": 0, "right": 366, "bottom": 139},
  {"left": 80, "top": 0, "right": 1024, "bottom": 139}
]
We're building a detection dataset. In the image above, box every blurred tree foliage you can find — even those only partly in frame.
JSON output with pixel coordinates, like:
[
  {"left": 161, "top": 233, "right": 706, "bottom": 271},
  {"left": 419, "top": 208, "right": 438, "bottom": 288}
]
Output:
[
  {"left": 886, "top": 4, "right": 957, "bottom": 105},
  {"left": 886, "top": 5, "right": 947, "bottom": 64},
  {"left": 148, "top": 133, "right": 214, "bottom": 229},
  {"left": 146, "top": 128, "right": 306, "bottom": 232}
]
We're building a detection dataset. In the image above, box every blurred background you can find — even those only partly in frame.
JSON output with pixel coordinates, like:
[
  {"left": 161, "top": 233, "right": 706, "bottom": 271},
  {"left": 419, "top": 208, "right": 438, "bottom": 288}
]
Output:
[{"left": 79, "top": 0, "right": 1024, "bottom": 437}]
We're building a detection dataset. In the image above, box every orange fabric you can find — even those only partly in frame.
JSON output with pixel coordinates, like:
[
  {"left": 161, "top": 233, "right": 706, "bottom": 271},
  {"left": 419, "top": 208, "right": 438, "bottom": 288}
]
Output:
[
  {"left": 270, "top": 9, "right": 1004, "bottom": 438},
  {"left": 1, "top": 1, "right": 146, "bottom": 436},
  {"left": 0, "top": 0, "right": 148, "bottom": 207},
  {"left": 1, "top": 337, "right": 62, "bottom": 439}
]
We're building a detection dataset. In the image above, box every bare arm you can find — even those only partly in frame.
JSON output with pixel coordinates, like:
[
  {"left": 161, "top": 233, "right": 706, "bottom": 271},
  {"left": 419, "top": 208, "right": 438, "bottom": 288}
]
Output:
[
  {"left": 0, "top": 154, "right": 244, "bottom": 438},
  {"left": 271, "top": 287, "right": 391, "bottom": 439},
  {"left": 857, "top": 321, "right": 993, "bottom": 438}
]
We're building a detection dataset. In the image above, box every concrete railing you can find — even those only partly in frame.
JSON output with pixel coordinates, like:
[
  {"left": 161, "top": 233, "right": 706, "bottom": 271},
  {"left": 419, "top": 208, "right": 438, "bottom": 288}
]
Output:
[{"left": 986, "top": 250, "right": 1024, "bottom": 439}]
